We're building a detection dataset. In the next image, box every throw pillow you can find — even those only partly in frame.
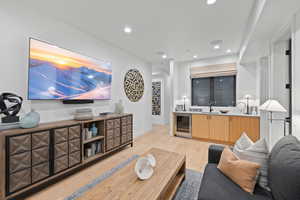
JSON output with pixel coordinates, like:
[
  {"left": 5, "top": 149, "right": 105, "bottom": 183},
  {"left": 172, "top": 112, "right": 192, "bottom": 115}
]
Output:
[
  {"left": 217, "top": 147, "right": 261, "bottom": 194},
  {"left": 233, "top": 133, "right": 270, "bottom": 190}
]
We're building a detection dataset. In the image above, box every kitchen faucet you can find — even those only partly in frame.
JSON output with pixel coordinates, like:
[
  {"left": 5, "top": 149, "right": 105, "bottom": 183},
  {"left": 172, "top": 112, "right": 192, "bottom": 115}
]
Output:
[{"left": 209, "top": 101, "right": 215, "bottom": 112}]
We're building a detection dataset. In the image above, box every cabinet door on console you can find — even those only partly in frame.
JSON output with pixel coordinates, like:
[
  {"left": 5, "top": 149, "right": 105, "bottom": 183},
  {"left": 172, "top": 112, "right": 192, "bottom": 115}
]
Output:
[
  {"left": 229, "top": 116, "right": 260, "bottom": 143},
  {"left": 192, "top": 115, "right": 210, "bottom": 139},
  {"left": 209, "top": 116, "right": 229, "bottom": 142}
]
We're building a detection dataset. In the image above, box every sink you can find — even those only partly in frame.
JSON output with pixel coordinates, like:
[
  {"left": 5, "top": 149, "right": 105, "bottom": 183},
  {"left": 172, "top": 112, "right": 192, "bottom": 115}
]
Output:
[{"left": 201, "top": 112, "right": 220, "bottom": 115}]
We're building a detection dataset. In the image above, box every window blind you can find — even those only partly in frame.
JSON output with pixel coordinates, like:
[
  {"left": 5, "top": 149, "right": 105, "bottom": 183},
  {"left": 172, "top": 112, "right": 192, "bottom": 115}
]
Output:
[{"left": 190, "top": 63, "right": 237, "bottom": 78}]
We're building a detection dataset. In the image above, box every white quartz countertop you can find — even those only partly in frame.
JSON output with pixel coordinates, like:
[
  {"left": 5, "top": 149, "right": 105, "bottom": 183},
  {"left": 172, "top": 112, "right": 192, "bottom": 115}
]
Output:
[{"left": 173, "top": 111, "right": 260, "bottom": 118}]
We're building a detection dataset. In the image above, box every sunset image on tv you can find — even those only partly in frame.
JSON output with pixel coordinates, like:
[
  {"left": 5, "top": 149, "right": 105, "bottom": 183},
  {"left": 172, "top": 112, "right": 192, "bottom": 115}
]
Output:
[{"left": 28, "top": 39, "right": 112, "bottom": 100}]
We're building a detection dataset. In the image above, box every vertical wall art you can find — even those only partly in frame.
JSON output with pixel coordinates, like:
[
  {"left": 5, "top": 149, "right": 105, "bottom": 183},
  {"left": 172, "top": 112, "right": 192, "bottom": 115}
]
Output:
[
  {"left": 152, "top": 81, "right": 161, "bottom": 115},
  {"left": 124, "top": 69, "right": 144, "bottom": 102}
]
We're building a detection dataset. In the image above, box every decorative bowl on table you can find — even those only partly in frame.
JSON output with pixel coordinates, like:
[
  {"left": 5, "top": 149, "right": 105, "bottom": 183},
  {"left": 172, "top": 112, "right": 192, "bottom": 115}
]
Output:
[
  {"left": 135, "top": 157, "right": 154, "bottom": 180},
  {"left": 134, "top": 154, "right": 156, "bottom": 180}
]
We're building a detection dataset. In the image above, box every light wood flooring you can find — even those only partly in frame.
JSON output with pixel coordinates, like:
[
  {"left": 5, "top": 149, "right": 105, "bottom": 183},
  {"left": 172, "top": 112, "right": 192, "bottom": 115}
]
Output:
[{"left": 26, "top": 125, "right": 212, "bottom": 200}]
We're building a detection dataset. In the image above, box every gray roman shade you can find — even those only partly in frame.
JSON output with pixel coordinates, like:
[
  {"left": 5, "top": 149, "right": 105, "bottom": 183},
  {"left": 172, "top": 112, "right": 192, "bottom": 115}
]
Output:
[{"left": 190, "top": 63, "right": 237, "bottom": 78}]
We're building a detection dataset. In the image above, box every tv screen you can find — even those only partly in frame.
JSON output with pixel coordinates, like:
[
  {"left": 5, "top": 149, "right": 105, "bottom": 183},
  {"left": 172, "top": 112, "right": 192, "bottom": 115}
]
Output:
[{"left": 28, "top": 38, "right": 112, "bottom": 100}]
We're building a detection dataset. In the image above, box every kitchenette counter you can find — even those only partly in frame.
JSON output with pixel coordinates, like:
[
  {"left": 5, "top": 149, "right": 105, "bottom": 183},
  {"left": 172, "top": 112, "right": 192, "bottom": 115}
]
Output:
[
  {"left": 173, "top": 111, "right": 260, "bottom": 118},
  {"left": 173, "top": 110, "right": 260, "bottom": 145}
]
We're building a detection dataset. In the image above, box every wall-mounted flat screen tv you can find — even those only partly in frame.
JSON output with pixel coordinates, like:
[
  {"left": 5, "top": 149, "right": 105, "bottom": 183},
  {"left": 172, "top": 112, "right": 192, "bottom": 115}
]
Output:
[{"left": 28, "top": 38, "right": 112, "bottom": 100}]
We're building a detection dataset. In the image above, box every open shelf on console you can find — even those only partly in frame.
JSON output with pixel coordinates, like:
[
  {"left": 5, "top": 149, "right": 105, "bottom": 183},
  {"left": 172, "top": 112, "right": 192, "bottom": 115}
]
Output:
[{"left": 83, "top": 135, "right": 105, "bottom": 144}]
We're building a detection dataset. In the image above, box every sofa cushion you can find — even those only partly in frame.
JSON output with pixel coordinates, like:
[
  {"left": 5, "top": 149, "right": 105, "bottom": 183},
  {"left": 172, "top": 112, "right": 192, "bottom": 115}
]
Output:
[
  {"left": 198, "top": 164, "right": 273, "bottom": 200},
  {"left": 217, "top": 148, "right": 261, "bottom": 194},
  {"left": 268, "top": 135, "right": 300, "bottom": 200},
  {"left": 233, "top": 133, "right": 270, "bottom": 191}
]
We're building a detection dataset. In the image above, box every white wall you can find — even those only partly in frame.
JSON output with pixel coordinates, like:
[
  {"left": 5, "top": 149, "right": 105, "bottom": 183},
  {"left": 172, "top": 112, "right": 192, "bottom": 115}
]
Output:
[
  {"left": 152, "top": 72, "right": 171, "bottom": 125},
  {"left": 172, "top": 55, "right": 260, "bottom": 110},
  {"left": 0, "top": 3, "right": 152, "bottom": 137},
  {"left": 292, "top": 12, "right": 300, "bottom": 140}
]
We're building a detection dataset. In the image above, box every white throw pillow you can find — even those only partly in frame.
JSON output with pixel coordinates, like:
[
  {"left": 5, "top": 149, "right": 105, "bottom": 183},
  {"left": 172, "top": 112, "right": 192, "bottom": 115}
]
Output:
[{"left": 233, "top": 133, "right": 270, "bottom": 191}]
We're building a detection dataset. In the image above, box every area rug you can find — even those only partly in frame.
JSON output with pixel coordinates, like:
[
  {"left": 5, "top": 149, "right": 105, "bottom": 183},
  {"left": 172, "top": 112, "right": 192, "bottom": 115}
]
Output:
[{"left": 65, "top": 155, "right": 203, "bottom": 200}]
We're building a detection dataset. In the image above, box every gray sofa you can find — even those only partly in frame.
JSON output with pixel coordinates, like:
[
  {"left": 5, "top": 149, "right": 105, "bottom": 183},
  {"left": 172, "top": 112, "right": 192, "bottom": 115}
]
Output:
[{"left": 198, "top": 135, "right": 300, "bottom": 200}]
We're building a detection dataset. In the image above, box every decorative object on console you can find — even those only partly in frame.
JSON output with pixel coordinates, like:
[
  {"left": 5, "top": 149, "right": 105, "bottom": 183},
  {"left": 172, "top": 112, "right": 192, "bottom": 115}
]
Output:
[
  {"left": 99, "top": 112, "right": 113, "bottom": 116},
  {"left": 20, "top": 109, "right": 40, "bottom": 129},
  {"left": 0, "top": 93, "right": 23, "bottom": 123},
  {"left": 152, "top": 81, "right": 161, "bottom": 115},
  {"left": 114, "top": 100, "right": 124, "bottom": 114},
  {"left": 91, "top": 123, "right": 98, "bottom": 137},
  {"left": 259, "top": 99, "right": 287, "bottom": 136},
  {"left": 74, "top": 108, "right": 93, "bottom": 120},
  {"left": 124, "top": 69, "right": 144, "bottom": 102},
  {"left": 134, "top": 154, "right": 156, "bottom": 180}
]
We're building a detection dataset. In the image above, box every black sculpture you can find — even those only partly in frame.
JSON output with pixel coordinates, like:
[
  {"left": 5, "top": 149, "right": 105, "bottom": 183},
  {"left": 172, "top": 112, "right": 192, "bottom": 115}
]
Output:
[{"left": 0, "top": 93, "right": 23, "bottom": 123}]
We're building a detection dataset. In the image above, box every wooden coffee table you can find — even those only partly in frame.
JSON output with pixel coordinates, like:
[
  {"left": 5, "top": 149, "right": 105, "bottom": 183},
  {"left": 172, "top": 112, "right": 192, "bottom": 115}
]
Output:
[{"left": 78, "top": 148, "right": 186, "bottom": 200}]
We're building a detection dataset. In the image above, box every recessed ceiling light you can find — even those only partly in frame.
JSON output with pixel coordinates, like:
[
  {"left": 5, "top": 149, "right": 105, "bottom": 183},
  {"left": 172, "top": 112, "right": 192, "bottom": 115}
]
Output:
[
  {"left": 207, "top": 0, "right": 216, "bottom": 5},
  {"left": 124, "top": 26, "right": 132, "bottom": 34},
  {"left": 162, "top": 54, "right": 167, "bottom": 59},
  {"left": 193, "top": 55, "right": 198, "bottom": 59},
  {"left": 226, "top": 49, "right": 232, "bottom": 53},
  {"left": 214, "top": 45, "right": 220, "bottom": 49},
  {"left": 210, "top": 40, "right": 223, "bottom": 50}
]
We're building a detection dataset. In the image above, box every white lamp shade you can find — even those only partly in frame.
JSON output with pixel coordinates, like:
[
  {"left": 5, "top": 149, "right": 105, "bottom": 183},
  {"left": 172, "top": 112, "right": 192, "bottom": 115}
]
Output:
[{"left": 259, "top": 99, "right": 287, "bottom": 113}]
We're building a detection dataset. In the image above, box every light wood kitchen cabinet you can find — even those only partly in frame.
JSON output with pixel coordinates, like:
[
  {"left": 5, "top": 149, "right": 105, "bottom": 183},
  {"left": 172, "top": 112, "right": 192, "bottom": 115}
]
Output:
[
  {"left": 191, "top": 114, "right": 260, "bottom": 145},
  {"left": 229, "top": 116, "right": 260, "bottom": 143},
  {"left": 192, "top": 115, "right": 210, "bottom": 139},
  {"left": 209, "top": 116, "right": 230, "bottom": 142}
]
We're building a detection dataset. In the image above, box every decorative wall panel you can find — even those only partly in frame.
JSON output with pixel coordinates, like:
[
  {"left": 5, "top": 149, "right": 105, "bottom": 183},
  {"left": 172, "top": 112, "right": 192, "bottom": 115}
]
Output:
[
  {"left": 152, "top": 81, "right": 161, "bottom": 115},
  {"left": 124, "top": 69, "right": 144, "bottom": 102}
]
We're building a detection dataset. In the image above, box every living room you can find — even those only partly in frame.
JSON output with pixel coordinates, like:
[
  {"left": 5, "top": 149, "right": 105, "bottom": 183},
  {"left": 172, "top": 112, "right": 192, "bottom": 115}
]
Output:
[{"left": 0, "top": 0, "right": 300, "bottom": 200}]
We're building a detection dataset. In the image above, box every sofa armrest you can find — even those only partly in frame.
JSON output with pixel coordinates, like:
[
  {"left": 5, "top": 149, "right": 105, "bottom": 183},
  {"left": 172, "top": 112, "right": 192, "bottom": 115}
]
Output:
[{"left": 208, "top": 145, "right": 225, "bottom": 164}]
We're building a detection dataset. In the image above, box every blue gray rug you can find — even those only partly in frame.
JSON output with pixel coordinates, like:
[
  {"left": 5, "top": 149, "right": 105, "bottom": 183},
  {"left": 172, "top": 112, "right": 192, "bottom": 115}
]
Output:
[{"left": 65, "top": 155, "right": 202, "bottom": 200}]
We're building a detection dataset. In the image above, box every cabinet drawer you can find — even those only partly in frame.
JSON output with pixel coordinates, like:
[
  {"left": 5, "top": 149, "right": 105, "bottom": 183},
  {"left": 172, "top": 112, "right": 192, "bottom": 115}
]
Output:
[
  {"left": 121, "top": 117, "right": 127, "bottom": 124},
  {"left": 32, "top": 162, "right": 49, "bottom": 183},
  {"left": 122, "top": 135, "right": 127, "bottom": 144},
  {"left": 9, "top": 135, "right": 31, "bottom": 155},
  {"left": 107, "top": 129, "right": 114, "bottom": 139},
  {"left": 122, "top": 125, "right": 127, "bottom": 135},
  {"left": 9, "top": 168, "right": 31, "bottom": 193},
  {"left": 9, "top": 151, "right": 31, "bottom": 174},
  {"left": 69, "top": 126, "right": 81, "bottom": 140},
  {"left": 106, "top": 139, "right": 114, "bottom": 151},
  {"left": 114, "top": 128, "right": 121, "bottom": 138},
  {"left": 126, "top": 116, "right": 132, "bottom": 124},
  {"left": 114, "top": 119, "right": 120, "bottom": 128},
  {"left": 32, "top": 131, "right": 50, "bottom": 150},
  {"left": 69, "top": 139, "right": 80, "bottom": 153},
  {"left": 106, "top": 120, "right": 114, "bottom": 130},
  {"left": 114, "top": 137, "right": 120, "bottom": 147},
  {"left": 127, "top": 125, "right": 132, "bottom": 133},
  {"left": 54, "top": 128, "right": 68, "bottom": 144},
  {"left": 32, "top": 147, "right": 49, "bottom": 166},
  {"left": 54, "top": 142, "right": 68, "bottom": 158},
  {"left": 54, "top": 156, "right": 68, "bottom": 174},
  {"left": 69, "top": 151, "right": 81, "bottom": 167},
  {"left": 127, "top": 134, "right": 132, "bottom": 141}
]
